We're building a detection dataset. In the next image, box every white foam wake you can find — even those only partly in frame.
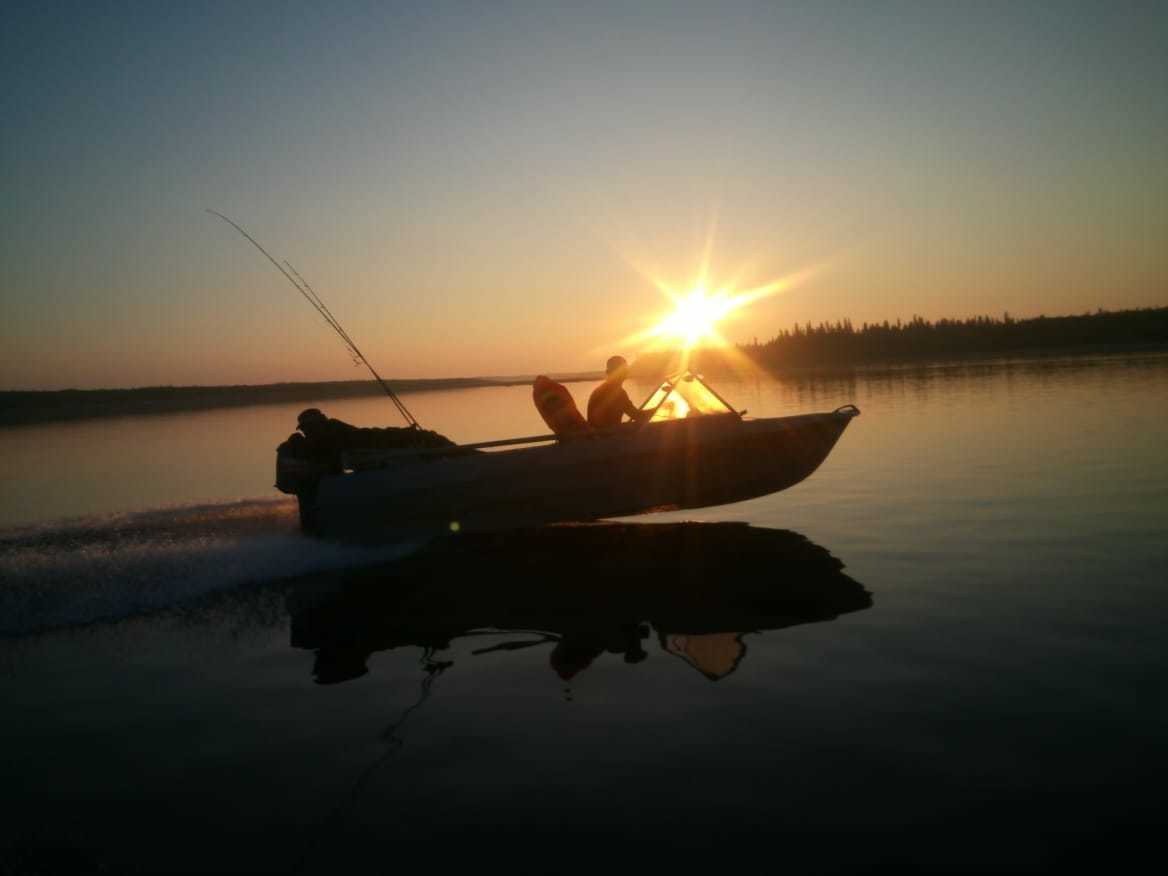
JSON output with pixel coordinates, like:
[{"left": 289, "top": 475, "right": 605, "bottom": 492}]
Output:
[{"left": 0, "top": 498, "right": 418, "bottom": 636}]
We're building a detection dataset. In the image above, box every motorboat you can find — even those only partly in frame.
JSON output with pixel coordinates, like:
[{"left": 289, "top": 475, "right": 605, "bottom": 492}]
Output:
[{"left": 276, "top": 371, "right": 859, "bottom": 542}]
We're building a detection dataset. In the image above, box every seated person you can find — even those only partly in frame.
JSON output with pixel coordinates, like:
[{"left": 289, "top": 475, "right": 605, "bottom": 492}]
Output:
[{"left": 587, "top": 356, "right": 651, "bottom": 429}]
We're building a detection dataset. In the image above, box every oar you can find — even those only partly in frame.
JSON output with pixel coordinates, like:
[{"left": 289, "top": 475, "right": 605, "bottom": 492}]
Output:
[
  {"left": 459, "top": 420, "right": 642, "bottom": 449},
  {"left": 340, "top": 421, "right": 645, "bottom": 467}
]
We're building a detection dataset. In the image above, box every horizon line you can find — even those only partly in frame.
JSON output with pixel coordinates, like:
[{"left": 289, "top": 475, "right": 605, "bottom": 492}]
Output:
[{"left": 4, "top": 303, "right": 1165, "bottom": 395}]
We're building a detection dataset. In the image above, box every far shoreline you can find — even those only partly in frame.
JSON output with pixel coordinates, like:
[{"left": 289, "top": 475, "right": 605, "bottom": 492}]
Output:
[
  {"left": 0, "top": 373, "right": 606, "bottom": 429},
  {"left": 2, "top": 342, "right": 1165, "bottom": 428}
]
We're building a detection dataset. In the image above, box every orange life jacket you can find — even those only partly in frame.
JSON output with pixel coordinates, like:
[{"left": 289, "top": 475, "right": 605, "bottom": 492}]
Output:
[{"left": 532, "top": 376, "right": 590, "bottom": 437}]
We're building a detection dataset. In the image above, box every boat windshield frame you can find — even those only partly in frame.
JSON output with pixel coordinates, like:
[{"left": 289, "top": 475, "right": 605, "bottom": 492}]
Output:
[{"left": 635, "top": 370, "right": 740, "bottom": 422}]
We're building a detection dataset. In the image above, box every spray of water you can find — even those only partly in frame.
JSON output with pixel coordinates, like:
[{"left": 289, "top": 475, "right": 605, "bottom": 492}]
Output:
[{"left": 0, "top": 499, "right": 419, "bottom": 636}]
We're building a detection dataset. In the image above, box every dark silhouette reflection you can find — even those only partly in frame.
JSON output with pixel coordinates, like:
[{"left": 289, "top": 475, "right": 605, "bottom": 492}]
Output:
[
  {"left": 550, "top": 623, "right": 649, "bottom": 681},
  {"left": 288, "top": 522, "right": 872, "bottom": 685}
]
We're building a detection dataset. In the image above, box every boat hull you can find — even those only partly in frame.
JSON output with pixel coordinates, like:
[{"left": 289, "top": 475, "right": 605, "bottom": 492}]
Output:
[{"left": 305, "top": 408, "right": 858, "bottom": 542}]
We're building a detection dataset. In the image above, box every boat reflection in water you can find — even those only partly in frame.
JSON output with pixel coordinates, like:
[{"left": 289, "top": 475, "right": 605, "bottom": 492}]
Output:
[{"left": 287, "top": 522, "right": 872, "bottom": 685}]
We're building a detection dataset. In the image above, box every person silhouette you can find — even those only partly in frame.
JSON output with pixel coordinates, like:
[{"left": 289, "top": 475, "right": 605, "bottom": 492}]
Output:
[
  {"left": 587, "top": 356, "right": 651, "bottom": 428},
  {"left": 549, "top": 623, "right": 648, "bottom": 680}
]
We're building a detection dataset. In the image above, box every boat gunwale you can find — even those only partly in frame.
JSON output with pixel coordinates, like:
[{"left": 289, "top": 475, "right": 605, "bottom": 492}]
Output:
[{"left": 338, "top": 408, "right": 858, "bottom": 474}]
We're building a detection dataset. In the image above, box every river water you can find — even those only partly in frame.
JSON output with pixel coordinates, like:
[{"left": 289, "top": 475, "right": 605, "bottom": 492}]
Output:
[{"left": 2, "top": 352, "right": 1166, "bottom": 872}]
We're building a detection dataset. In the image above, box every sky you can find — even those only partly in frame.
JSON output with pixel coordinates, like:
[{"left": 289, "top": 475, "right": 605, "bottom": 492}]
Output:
[{"left": 2, "top": 0, "right": 1165, "bottom": 389}]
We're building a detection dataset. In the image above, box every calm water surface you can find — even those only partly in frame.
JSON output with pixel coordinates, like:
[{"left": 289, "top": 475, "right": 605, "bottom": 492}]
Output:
[{"left": 2, "top": 353, "right": 1166, "bottom": 872}]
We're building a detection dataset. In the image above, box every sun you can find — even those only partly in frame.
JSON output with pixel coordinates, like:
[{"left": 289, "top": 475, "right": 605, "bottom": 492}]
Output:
[
  {"left": 641, "top": 269, "right": 819, "bottom": 352},
  {"left": 600, "top": 245, "right": 828, "bottom": 364},
  {"left": 652, "top": 284, "right": 738, "bottom": 349}
]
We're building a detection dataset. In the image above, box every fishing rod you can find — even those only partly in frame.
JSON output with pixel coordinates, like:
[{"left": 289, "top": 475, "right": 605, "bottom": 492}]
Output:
[{"left": 206, "top": 209, "right": 419, "bottom": 429}]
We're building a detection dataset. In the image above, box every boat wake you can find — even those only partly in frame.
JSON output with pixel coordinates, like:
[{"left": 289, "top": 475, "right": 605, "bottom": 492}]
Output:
[{"left": 0, "top": 498, "right": 419, "bottom": 637}]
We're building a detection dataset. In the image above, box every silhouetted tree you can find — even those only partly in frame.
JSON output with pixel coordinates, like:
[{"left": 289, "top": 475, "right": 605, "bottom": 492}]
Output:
[{"left": 630, "top": 306, "right": 1168, "bottom": 377}]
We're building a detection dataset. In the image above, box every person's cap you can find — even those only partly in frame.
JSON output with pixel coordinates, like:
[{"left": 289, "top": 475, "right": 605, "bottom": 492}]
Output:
[
  {"left": 297, "top": 408, "right": 327, "bottom": 428},
  {"left": 606, "top": 355, "right": 629, "bottom": 375}
]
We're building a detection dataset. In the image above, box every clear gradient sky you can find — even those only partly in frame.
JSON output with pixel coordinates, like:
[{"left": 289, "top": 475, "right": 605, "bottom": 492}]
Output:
[{"left": 3, "top": 1, "right": 1165, "bottom": 389}]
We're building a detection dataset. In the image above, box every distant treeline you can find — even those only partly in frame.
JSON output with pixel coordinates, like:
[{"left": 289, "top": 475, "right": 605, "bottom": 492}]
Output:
[
  {"left": 631, "top": 306, "right": 1168, "bottom": 377},
  {"left": 5, "top": 306, "right": 1165, "bottom": 428},
  {"left": 0, "top": 373, "right": 603, "bottom": 428}
]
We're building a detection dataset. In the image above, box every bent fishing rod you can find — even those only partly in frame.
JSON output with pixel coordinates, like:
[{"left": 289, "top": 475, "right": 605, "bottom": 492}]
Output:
[{"left": 207, "top": 210, "right": 419, "bottom": 429}]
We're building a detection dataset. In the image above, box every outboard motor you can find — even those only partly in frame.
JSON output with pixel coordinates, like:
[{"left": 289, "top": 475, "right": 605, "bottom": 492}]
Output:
[
  {"left": 276, "top": 408, "right": 460, "bottom": 534},
  {"left": 275, "top": 432, "right": 332, "bottom": 495},
  {"left": 275, "top": 431, "right": 331, "bottom": 533}
]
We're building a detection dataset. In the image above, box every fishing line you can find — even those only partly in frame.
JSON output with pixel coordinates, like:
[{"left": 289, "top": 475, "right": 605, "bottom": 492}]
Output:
[
  {"left": 207, "top": 209, "right": 419, "bottom": 428},
  {"left": 286, "top": 651, "right": 452, "bottom": 875},
  {"left": 283, "top": 261, "right": 356, "bottom": 351}
]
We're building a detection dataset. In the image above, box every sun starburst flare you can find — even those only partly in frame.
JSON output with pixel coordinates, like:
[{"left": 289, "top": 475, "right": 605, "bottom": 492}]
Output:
[{"left": 614, "top": 262, "right": 825, "bottom": 355}]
